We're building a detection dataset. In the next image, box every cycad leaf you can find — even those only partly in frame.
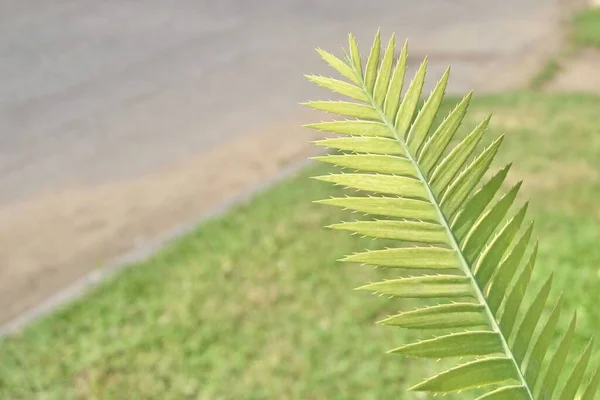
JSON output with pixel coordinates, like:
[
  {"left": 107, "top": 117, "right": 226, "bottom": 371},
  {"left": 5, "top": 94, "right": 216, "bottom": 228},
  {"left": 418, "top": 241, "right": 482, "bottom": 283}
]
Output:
[
  {"left": 364, "top": 30, "right": 381, "bottom": 94},
  {"left": 499, "top": 244, "right": 537, "bottom": 338},
  {"left": 312, "top": 154, "right": 417, "bottom": 176},
  {"left": 476, "top": 385, "right": 530, "bottom": 400},
  {"left": 383, "top": 40, "right": 408, "bottom": 121},
  {"left": 313, "top": 137, "right": 405, "bottom": 155},
  {"left": 390, "top": 331, "right": 503, "bottom": 358},
  {"left": 315, "top": 196, "right": 438, "bottom": 221},
  {"left": 348, "top": 33, "right": 363, "bottom": 77},
  {"left": 329, "top": 220, "right": 448, "bottom": 244},
  {"left": 440, "top": 135, "right": 504, "bottom": 218},
  {"left": 429, "top": 115, "right": 490, "bottom": 196},
  {"left": 305, "top": 101, "right": 379, "bottom": 120},
  {"left": 537, "top": 314, "right": 577, "bottom": 399},
  {"left": 451, "top": 163, "right": 511, "bottom": 241},
  {"left": 306, "top": 120, "right": 392, "bottom": 137},
  {"left": 419, "top": 91, "right": 472, "bottom": 176},
  {"left": 581, "top": 364, "right": 600, "bottom": 400},
  {"left": 341, "top": 247, "right": 459, "bottom": 269},
  {"left": 313, "top": 173, "right": 428, "bottom": 199},
  {"left": 523, "top": 295, "right": 563, "bottom": 388},
  {"left": 410, "top": 357, "right": 518, "bottom": 393},
  {"left": 406, "top": 67, "right": 450, "bottom": 154},
  {"left": 511, "top": 275, "right": 553, "bottom": 365},
  {"left": 460, "top": 182, "right": 521, "bottom": 263},
  {"left": 474, "top": 203, "right": 528, "bottom": 288},
  {"left": 558, "top": 338, "right": 594, "bottom": 400},
  {"left": 395, "top": 58, "right": 428, "bottom": 137},
  {"left": 373, "top": 34, "right": 396, "bottom": 107},
  {"left": 358, "top": 275, "right": 473, "bottom": 298},
  {"left": 305, "top": 75, "right": 369, "bottom": 102},
  {"left": 380, "top": 303, "right": 487, "bottom": 329},
  {"left": 306, "top": 32, "right": 596, "bottom": 399},
  {"left": 487, "top": 223, "right": 535, "bottom": 315},
  {"left": 315, "top": 47, "right": 361, "bottom": 85}
]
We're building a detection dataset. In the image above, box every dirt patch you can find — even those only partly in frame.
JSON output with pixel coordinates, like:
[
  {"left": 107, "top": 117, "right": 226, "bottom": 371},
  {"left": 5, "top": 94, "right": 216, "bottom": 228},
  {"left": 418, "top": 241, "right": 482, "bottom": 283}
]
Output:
[
  {"left": 547, "top": 48, "right": 600, "bottom": 93},
  {"left": 0, "top": 117, "right": 323, "bottom": 327}
]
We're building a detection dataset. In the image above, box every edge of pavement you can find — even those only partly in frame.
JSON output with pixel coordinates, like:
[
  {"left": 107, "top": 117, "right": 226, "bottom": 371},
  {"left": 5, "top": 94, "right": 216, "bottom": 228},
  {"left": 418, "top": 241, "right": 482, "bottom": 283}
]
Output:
[{"left": 0, "top": 154, "right": 320, "bottom": 336}]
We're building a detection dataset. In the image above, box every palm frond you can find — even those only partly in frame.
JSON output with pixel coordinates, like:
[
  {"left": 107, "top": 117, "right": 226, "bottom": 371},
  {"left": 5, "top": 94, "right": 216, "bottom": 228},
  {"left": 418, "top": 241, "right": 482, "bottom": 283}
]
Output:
[{"left": 304, "top": 32, "right": 598, "bottom": 399}]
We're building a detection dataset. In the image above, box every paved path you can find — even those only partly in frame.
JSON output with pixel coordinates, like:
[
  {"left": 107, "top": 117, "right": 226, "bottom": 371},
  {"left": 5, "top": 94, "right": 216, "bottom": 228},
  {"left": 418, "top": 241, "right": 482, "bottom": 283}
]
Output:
[
  {"left": 549, "top": 49, "right": 600, "bottom": 93},
  {"left": 0, "top": 0, "right": 559, "bottom": 329}
]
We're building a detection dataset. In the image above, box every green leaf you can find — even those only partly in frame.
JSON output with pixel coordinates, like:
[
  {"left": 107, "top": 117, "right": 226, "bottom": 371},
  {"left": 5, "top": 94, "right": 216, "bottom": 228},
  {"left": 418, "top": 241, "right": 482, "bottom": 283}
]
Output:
[
  {"left": 315, "top": 196, "right": 438, "bottom": 221},
  {"left": 486, "top": 223, "right": 535, "bottom": 315},
  {"left": 383, "top": 40, "right": 407, "bottom": 121},
  {"left": 429, "top": 116, "right": 490, "bottom": 196},
  {"left": 390, "top": 331, "right": 503, "bottom": 358},
  {"left": 419, "top": 92, "right": 472, "bottom": 176},
  {"left": 357, "top": 275, "right": 473, "bottom": 298},
  {"left": 558, "top": 338, "right": 594, "bottom": 400},
  {"left": 581, "top": 364, "right": 600, "bottom": 400},
  {"left": 341, "top": 247, "right": 459, "bottom": 269},
  {"left": 313, "top": 173, "right": 428, "bottom": 199},
  {"left": 451, "top": 163, "right": 511, "bottom": 241},
  {"left": 305, "top": 120, "right": 392, "bottom": 137},
  {"left": 476, "top": 386, "right": 530, "bottom": 400},
  {"left": 537, "top": 313, "right": 577, "bottom": 399},
  {"left": 305, "top": 75, "right": 369, "bottom": 102},
  {"left": 406, "top": 67, "right": 450, "bottom": 154},
  {"left": 395, "top": 58, "right": 428, "bottom": 137},
  {"left": 304, "top": 101, "right": 379, "bottom": 120},
  {"left": 499, "top": 244, "right": 537, "bottom": 338},
  {"left": 373, "top": 34, "right": 396, "bottom": 108},
  {"left": 313, "top": 137, "right": 405, "bottom": 155},
  {"left": 307, "top": 33, "right": 597, "bottom": 398},
  {"left": 312, "top": 154, "right": 417, "bottom": 176},
  {"left": 364, "top": 30, "right": 381, "bottom": 94},
  {"left": 474, "top": 203, "right": 528, "bottom": 288},
  {"left": 348, "top": 33, "right": 363, "bottom": 77},
  {"left": 460, "top": 182, "right": 522, "bottom": 263},
  {"left": 380, "top": 303, "right": 487, "bottom": 329},
  {"left": 315, "top": 47, "right": 361, "bottom": 85},
  {"left": 524, "top": 295, "right": 563, "bottom": 388},
  {"left": 410, "top": 357, "right": 518, "bottom": 393},
  {"left": 511, "top": 275, "right": 553, "bottom": 364},
  {"left": 440, "top": 135, "right": 504, "bottom": 217},
  {"left": 329, "top": 220, "right": 448, "bottom": 244}
]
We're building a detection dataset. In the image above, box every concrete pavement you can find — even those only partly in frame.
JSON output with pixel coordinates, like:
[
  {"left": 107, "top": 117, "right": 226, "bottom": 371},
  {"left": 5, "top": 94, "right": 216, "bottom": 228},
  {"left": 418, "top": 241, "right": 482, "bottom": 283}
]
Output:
[{"left": 0, "top": 0, "right": 560, "bottom": 329}]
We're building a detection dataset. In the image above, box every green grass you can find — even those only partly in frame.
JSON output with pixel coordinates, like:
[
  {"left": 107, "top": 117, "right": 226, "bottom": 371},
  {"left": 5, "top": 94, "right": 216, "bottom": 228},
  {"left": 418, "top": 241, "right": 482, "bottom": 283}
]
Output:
[
  {"left": 573, "top": 7, "right": 600, "bottom": 48},
  {"left": 1, "top": 92, "right": 600, "bottom": 399},
  {"left": 529, "top": 58, "right": 561, "bottom": 90}
]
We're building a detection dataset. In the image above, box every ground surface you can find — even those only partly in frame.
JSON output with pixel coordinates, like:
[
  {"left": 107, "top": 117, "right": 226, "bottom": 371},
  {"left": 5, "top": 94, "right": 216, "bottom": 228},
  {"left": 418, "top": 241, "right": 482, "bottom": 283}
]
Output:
[
  {"left": 547, "top": 6, "right": 600, "bottom": 94},
  {"left": 1, "top": 92, "right": 599, "bottom": 399},
  {"left": 540, "top": 4, "right": 600, "bottom": 93},
  {"left": 0, "top": 0, "right": 561, "bottom": 326},
  {"left": 549, "top": 48, "right": 600, "bottom": 91}
]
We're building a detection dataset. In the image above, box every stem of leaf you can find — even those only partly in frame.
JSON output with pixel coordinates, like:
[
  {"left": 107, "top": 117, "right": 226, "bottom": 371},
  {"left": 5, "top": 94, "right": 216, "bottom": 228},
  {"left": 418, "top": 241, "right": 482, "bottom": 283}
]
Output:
[{"left": 348, "top": 61, "right": 533, "bottom": 398}]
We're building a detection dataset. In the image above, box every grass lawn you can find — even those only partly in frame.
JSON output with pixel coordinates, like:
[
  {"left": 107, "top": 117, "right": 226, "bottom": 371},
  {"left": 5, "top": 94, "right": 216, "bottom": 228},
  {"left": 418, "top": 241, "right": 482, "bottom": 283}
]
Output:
[
  {"left": 1, "top": 91, "right": 600, "bottom": 399},
  {"left": 572, "top": 7, "right": 600, "bottom": 48}
]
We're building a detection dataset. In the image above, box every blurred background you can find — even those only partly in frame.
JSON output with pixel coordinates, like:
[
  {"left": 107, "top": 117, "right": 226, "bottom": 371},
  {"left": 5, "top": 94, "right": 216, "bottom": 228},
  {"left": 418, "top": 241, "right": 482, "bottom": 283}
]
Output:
[{"left": 0, "top": 0, "right": 599, "bottom": 398}]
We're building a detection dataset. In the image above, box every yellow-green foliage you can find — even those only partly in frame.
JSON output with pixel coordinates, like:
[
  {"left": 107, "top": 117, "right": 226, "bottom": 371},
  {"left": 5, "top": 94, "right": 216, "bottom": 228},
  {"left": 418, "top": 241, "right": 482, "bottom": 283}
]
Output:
[{"left": 306, "top": 31, "right": 599, "bottom": 399}]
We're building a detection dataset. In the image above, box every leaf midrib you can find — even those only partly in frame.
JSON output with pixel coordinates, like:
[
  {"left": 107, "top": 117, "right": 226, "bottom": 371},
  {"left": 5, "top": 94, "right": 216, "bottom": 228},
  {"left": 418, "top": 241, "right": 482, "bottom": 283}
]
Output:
[{"left": 350, "top": 66, "right": 533, "bottom": 397}]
